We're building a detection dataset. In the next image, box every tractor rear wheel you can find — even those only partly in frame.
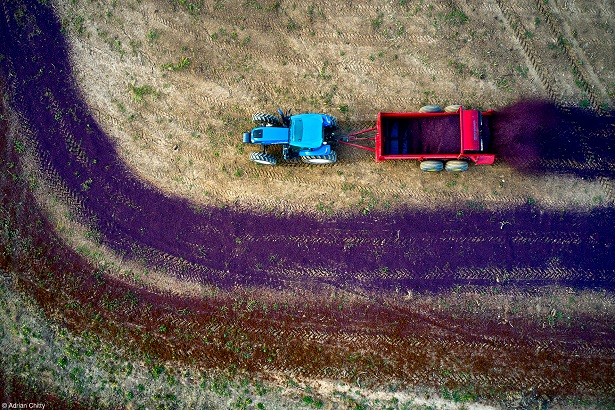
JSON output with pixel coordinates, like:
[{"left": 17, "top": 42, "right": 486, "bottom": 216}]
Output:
[
  {"left": 445, "top": 160, "right": 468, "bottom": 172},
  {"left": 250, "top": 152, "right": 277, "bottom": 165},
  {"left": 419, "top": 105, "right": 443, "bottom": 113},
  {"left": 419, "top": 160, "right": 443, "bottom": 172},
  {"left": 252, "top": 113, "right": 281, "bottom": 127},
  {"left": 301, "top": 151, "right": 337, "bottom": 164},
  {"left": 444, "top": 104, "right": 462, "bottom": 112}
]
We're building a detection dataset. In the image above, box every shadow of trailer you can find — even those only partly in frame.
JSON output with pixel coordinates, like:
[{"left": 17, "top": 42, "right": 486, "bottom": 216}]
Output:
[{"left": 340, "top": 106, "right": 496, "bottom": 172}]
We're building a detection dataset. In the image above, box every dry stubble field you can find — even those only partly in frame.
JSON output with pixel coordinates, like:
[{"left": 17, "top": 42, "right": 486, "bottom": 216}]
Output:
[{"left": 1, "top": 0, "right": 615, "bottom": 409}]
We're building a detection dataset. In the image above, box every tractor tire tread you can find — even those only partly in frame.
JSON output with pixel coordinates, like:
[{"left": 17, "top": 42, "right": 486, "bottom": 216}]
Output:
[
  {"left": 250, "top": 151, "right": 277, "bottom": 165},
  {"left": 252, "top": 113, "right": 281, "bottom": 126},
  {"left": 301, "top": 151, "right": 337, "bottom": 164}
]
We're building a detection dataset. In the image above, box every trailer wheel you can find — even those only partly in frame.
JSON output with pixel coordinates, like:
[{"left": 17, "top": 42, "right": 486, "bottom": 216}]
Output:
[
  {"left": 445, "top": 160, "right": 468, "bottom": 172},
  {"left": 418, "top": 105, "right": 443, "bottom": 113},
  {"left": 252, "top": 113, "right": 281, "bottom": 127},
  {"left": 250, "top": 152, "right": 277, "bottom": 165},
  {"left": 419, "top": 160, "right": 443, "bottom": 172},
  {"left": 444, "top": 104, "right": 462, "bottom": 113},
  {"left": 301, "top": 151, "right": 337, "bottom": 164}
]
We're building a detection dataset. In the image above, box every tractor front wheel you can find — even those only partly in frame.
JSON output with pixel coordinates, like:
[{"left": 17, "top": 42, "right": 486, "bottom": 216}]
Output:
[
  {"left": 301, "top": 151, "right": 337, "bottom": 164},
  {"left": 325, "top": 115, "right": 338, "bottom": 129},
  {"left": 250, "top": 152, "right": 277, "bottom": 165},
  {"left": 252, "top": 113, "right": 281, "bottom": 127}
]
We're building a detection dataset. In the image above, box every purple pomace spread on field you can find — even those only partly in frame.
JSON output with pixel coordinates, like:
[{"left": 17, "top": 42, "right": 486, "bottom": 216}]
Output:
[
  {"left": 491, "top": 101, "right": 615, "bottom": 176},
  {"left": 1, "top": 1, "right": 614, "bottom": 292}
]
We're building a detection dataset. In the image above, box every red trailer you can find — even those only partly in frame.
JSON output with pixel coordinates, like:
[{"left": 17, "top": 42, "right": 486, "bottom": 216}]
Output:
[{"left": 339, "top": 105, "right": 495, "bottom": 171}]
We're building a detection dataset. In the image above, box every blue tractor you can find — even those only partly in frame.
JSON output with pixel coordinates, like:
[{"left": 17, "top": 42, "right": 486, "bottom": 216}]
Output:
[{"left": 242, "top": 109, "right": 338, "bottom": 165}]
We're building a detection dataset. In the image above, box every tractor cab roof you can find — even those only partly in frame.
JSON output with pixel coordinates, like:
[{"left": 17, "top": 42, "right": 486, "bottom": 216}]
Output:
[{"left": 289, "top": 114, "right": 324, "bottom": 149}]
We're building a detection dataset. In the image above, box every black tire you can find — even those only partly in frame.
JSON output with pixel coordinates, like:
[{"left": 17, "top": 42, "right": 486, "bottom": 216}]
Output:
[
  {"left": 445, "top": 160, "right": 468, "bottom": 172},
  {"left": 444, "top": 104, "right": 462, "bottom": 113},
  {"left": 249, "top": 152, "right": 277, "bottom": 165},
  {"left": 252, "top": 113, "right": 281, "bottom": 127},
  {"left": 301, "top": 151, "right": 337, "bottom": 164},
  {"left": 325, "top": 115, "right": 338, "bottom": 129},
  {"left": 418, "top": 105, "right": 443, "bottom": 113},
  {"left": 419, "top": 160, "right": 443, "bottom": 172}
]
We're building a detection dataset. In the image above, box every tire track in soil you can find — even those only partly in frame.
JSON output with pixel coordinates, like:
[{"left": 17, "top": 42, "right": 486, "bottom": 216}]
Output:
[
  {"left": 151, "top": 15, "right": 206, "bottom": 43},
  {"left": 249, "top": 315, "right": 615, "bottom": 393},
  {"left": 492, "top": 0, "right": 559, "bottom": 104},
  {"left": 495, "top": 0, "right": 610, "bottom": 112},
  {"left": 242, "top": 150, "right": 517, "bottom": 211},
  {"left": 224, "top": 282, "right": 565, "bottom": 386},
  {"left": 263, "top": 41, "right": 446, "bottom": 104},
  {"left": 241, "top": 159, "right": 576, "bottom": 217},
  {"left": 166, "top": 7, "right": 448, "bottom": 105},
  {"left": 582, "top": 1, "right": 615, "bottom": 19},
  {"left": 231, "top": 213, "right": 613, "bottom": 290},
  {"left": 534, "top": 0, "right": 612, "bottom": 112}
]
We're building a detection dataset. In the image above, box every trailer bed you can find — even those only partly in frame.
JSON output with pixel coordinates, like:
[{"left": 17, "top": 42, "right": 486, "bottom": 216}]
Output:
[
  {"left": 339, "top": 107, "right": 496, "bottom": 166},
  {"left": 382, "top": 115, "right": 461, "bottom": 155},
  {"left": 375, "top": 109, "right": 495, "bottom": 164}
]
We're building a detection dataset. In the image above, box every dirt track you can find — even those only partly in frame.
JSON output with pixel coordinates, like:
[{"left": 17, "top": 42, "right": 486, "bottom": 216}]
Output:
[{"left": 1, "top": 0, "right": 614, "bottom": 408}]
